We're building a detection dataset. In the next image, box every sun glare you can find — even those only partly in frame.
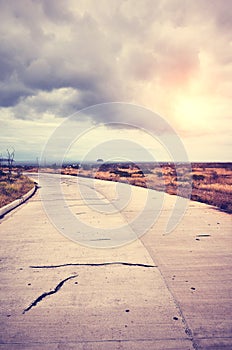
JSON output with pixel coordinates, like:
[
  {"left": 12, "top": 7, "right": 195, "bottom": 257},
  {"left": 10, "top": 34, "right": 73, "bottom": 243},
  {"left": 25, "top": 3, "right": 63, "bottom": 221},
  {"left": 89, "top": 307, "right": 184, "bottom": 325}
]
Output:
[{"left": 174, "top": 95, "right": 211, "bottom": 130}]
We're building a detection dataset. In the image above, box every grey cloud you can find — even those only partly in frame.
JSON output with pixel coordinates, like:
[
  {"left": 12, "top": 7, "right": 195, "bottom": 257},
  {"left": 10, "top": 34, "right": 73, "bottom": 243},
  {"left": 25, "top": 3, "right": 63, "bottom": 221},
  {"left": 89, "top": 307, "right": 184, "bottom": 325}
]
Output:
[
  {"left": 0, "top": 1, "right": 122, "bottom": 111},
  {"left": 40, "top": 0, "right": 74, "bottom": 23},
  {"left": 197, "top": 0, "right": 232, "bottom": 30},
  {"left": 0, "top": 82, "right": 33, "bottom": 107},
  {"left": 77, "top": 103, "right": 172, "bottom": 136},
  {"left": 0, "top": 0, "right": 231, "bottom": 127}
]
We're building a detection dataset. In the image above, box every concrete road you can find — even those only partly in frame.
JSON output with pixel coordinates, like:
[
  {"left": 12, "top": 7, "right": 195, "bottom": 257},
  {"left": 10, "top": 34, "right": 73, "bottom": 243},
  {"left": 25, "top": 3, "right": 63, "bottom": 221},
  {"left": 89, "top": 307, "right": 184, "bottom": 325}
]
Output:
[{"left": 0, "top": 173, "right": 231, "bottom": 350}]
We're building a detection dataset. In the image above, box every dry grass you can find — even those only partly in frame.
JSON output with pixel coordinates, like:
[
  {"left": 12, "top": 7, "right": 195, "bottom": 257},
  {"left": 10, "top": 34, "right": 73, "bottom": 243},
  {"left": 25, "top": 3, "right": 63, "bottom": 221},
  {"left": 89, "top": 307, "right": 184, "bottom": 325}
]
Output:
[
  {"left": 144, "top": 165, "right": 232, "bottom": 212},
  {"left": 71, "top": 163, "right": 232, "bottom": 213},
  {"left": 20, "top": 163, "right": 232, "bottom": 213},
  {"left": 0, "top": 172, "right": 34, "bottom": 208}
]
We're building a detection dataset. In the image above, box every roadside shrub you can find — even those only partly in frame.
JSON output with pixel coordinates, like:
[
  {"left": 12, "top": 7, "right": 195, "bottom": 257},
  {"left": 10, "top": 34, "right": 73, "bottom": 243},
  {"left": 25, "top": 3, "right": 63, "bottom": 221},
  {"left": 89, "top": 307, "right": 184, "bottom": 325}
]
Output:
[{"left": 193, "top": 174, "right": 205, "bottom": 181}]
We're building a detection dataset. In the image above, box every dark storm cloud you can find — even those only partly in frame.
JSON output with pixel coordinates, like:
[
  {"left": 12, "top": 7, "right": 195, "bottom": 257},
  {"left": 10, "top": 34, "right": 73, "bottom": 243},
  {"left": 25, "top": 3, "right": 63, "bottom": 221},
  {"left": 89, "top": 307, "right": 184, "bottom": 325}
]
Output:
[
  {"left": 0, "top": 84, "right": 32, "bottom": 107},
  {"left": 77, "top": 103, "right": 173, "bottom": 136},
  {"left": 0, "top": 0, "right": 128, "bottom": 115},
  {"left": 0, "top": 0, "right": 231, "bottom": 162},
  {"left": 0, "top": 0, "right": 231, "bottom": 127}
]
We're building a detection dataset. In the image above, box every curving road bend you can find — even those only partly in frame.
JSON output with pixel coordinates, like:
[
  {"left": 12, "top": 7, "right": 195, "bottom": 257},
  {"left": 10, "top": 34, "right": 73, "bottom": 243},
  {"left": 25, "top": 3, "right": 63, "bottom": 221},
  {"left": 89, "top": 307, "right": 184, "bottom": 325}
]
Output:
[{"left": 0, "top": 173, "right": 231, "bottom": 350}]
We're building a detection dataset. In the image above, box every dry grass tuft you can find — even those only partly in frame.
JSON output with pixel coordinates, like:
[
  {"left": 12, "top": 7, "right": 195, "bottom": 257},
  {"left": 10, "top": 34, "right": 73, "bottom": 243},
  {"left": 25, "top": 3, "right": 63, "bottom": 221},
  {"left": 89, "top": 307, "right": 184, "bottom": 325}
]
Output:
[{"left": 0, "top": 173, "right": 34, "bottom": 207}]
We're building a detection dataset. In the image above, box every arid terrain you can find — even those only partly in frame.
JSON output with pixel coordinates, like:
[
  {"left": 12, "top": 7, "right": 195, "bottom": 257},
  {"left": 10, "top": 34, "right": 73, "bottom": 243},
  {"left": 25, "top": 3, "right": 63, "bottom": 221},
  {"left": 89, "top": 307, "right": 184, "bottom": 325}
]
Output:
[
  {"left": 8, "top": 162, "right": 232, "bottom": 213},
  {"left": 0, "top": 170, "right": 34, "bottom": 207},
  {"left": 61, "top": 162, "right": 232, "bottom": 214}
]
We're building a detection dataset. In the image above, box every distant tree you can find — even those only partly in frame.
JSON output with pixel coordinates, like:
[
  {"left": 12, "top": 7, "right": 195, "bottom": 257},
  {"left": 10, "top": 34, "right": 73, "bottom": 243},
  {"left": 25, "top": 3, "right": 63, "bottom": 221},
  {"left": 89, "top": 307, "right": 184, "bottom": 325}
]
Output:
[
  {"left": 72, "top": 163, "right": 79, "bottom": 169},
  {"left": 192, "top": 174, "right": 205, "bottom": 181},
  {"left": 6, "top": 147, "right": 15, "bottom": 182}
]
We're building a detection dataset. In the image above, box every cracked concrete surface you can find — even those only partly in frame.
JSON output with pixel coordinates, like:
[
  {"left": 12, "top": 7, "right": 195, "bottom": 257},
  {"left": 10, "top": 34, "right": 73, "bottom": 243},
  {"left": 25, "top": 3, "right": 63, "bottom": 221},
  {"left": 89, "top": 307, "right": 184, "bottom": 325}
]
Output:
[
  {"left": 0, "top": 173, "right": 231, "bottom": 349},
  {"left": 23, "top": 275, "right": 78, "bottom": 314},
  {"left": 30, "top": 262, "right": 157, "bottom": 269}
]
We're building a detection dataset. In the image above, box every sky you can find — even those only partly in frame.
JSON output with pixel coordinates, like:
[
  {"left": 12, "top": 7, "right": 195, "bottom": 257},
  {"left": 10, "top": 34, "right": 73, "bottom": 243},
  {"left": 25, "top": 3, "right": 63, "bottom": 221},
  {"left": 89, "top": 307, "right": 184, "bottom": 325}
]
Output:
[{"left": 0, "top": 0, "right": 231, "bottom": 163}]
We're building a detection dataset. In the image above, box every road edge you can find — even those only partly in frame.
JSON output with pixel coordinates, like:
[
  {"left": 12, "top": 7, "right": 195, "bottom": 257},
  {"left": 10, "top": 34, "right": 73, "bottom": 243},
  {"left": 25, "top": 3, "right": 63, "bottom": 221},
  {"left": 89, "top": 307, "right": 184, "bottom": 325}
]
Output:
[{"left": 0, "top": 183, "right": 38, "bottom": 218}]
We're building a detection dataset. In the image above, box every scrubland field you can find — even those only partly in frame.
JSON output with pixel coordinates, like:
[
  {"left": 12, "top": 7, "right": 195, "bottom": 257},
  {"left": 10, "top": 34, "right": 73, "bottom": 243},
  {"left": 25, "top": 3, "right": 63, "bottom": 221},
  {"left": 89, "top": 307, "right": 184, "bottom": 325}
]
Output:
[
  {"left": 0, "top": 171, "right": 34, "bottom": 207},
  {"left": 62, "top": 162, "right": 232, "bottom": 214},
  {"left": 3, "top": 163, "right": 231, "bottom": 213}
]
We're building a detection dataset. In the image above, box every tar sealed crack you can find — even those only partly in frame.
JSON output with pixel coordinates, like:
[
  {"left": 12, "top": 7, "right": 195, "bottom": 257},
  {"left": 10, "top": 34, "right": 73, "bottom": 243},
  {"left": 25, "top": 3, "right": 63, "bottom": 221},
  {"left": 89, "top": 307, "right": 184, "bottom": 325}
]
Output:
[
  {"left": 30, "top": 262, "right": 157, "bottom": 269},
  {"left": 23, "top": 274, "right": 78, "bottom": 314}
]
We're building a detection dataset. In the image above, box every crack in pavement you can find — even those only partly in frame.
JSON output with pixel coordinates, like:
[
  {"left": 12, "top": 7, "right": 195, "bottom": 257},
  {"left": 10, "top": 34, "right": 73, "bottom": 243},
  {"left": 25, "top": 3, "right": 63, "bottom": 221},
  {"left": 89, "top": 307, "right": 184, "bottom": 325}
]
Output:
[
  {"left": 30, "top": 262, "right": 157, "bottom": 269},
  {"left": 22, "top": 274, "right": 78, "bottom": 314}
]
